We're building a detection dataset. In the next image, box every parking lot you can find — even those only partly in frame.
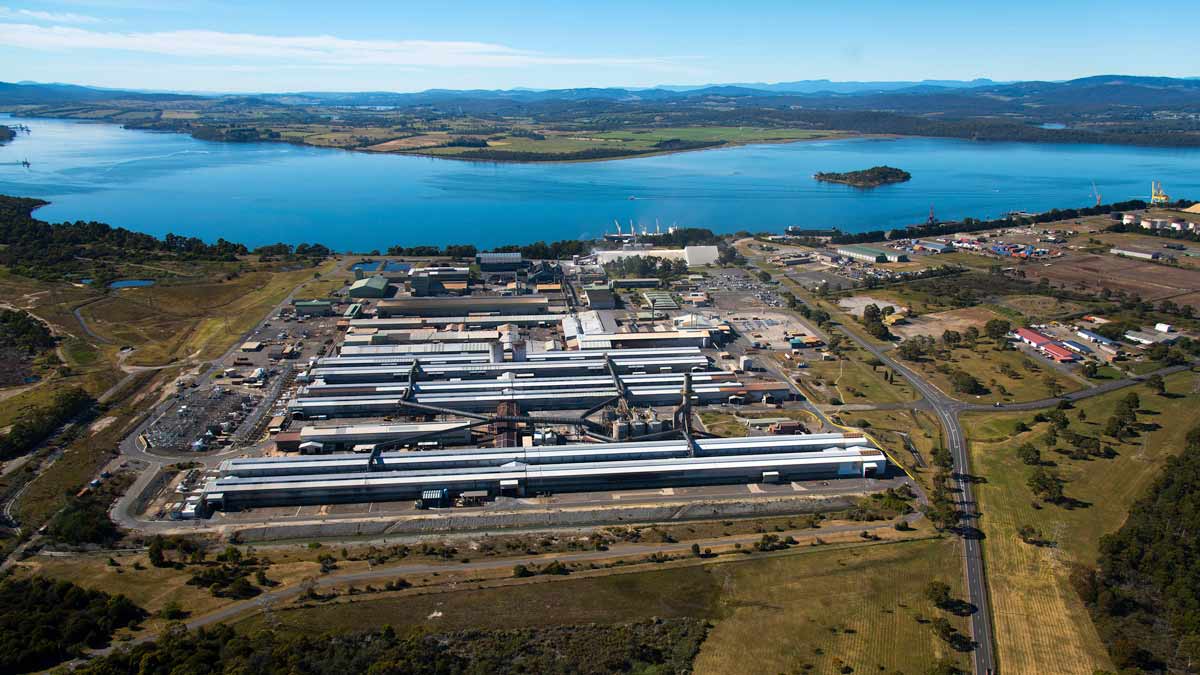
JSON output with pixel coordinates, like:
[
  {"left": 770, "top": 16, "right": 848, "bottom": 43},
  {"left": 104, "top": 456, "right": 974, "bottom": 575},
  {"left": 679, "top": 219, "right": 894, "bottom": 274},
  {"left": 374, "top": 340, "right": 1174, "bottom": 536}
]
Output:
[{"left": 699, "top": 268, "right": 789, "bottom": 310}]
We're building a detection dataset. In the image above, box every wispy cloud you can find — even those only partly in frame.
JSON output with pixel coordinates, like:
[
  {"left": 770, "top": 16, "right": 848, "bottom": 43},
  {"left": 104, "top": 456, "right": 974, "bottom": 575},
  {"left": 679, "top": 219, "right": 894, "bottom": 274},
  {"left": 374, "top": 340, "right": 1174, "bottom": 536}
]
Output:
[
  {"left": 0, "top": 23, "right": 679, "bottom": 70},
  {"left": 0, "top": 5, "right": 103, "bottom": 23}
]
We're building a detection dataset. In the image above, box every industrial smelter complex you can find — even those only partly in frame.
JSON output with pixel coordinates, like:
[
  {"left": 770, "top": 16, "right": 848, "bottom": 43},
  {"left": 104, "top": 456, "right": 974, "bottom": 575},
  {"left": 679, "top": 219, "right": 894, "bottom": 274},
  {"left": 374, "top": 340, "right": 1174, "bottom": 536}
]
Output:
[{"left": 200, "top": 260, "right": 887, "bottom": 513}]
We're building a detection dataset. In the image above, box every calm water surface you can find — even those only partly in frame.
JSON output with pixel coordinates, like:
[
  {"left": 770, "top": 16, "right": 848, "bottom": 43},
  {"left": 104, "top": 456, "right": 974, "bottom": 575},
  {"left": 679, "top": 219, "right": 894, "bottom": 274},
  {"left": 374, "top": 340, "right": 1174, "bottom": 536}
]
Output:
[{"left": 2, "top": 115, "right": 1199, "bottom": 250}]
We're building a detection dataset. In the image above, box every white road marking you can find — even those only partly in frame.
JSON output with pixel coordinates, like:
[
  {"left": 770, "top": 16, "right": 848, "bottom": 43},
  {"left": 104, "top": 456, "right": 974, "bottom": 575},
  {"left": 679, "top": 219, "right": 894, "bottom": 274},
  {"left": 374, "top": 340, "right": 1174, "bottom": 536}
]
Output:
[
  {"left": 747, "top": 484, "right": 764, "bottom": 494},
  {"left": 790, "top": 482, "right": 807, "bottom": 491},
  {"left": 660, "top": 488, "right": 675, "bottom": 496}
]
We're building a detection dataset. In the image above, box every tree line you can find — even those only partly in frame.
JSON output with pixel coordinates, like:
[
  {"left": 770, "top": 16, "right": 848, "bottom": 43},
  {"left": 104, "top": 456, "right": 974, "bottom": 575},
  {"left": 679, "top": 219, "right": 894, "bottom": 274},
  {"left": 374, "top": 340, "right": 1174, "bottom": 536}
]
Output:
[
  {"left": 73, "top": 618, "right": 708, "bottom": 675},
  {"left": 0, "top": 386, "right": 93, "bottom": 461},
  {"left": 0, "top": 195, "right": 249, "bottom": 281},
  {"left": 829, "top": 199, "right": 1153, "bottom": 245},
  {"left": 0, "top": 309, "right": 54, "bottom": 354},
  {"left": 603, "top": 254, "right": 691, "bottom": 280},
  {"left": 0, "top": 576, "right": 144, "bottom": 674},
  {"left": 1073, "top": 423, "right": 1200, "bottom": 672}
]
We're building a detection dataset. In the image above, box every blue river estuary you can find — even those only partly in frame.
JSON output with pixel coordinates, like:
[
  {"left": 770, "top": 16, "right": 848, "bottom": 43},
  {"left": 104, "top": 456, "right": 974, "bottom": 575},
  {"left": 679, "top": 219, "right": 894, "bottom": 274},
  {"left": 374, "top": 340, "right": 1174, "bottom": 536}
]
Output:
[{"left": 2, "top": 114, "right": 1200, "bottom": 250}]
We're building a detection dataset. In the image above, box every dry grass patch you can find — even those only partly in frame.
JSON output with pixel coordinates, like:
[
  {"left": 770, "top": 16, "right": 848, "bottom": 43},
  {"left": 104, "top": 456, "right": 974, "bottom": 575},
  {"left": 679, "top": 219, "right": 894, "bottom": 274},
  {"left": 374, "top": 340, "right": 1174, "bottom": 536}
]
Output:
[
  {"left": 964, "top": 371, "right": 1200, "bottom": 673},
  {"left": 908, "top": 342, "right": 1079, "bottom": 403},
  {"left": 694, "top": 538, "right": 969, "bottom": 674},
  {"left": 892, "top": 306, "right": 1004, "bottom": 340}
]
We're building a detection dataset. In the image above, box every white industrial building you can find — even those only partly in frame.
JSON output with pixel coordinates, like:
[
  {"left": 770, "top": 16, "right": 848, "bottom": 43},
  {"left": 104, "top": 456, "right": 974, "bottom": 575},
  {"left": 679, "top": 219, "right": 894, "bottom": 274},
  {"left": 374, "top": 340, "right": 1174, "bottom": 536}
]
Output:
[
  {"left": 202, "top": 434, "right": 887, "bottom": 510},
  {"left": 595, "top": 245, "right": 720, "bottom": 267}
]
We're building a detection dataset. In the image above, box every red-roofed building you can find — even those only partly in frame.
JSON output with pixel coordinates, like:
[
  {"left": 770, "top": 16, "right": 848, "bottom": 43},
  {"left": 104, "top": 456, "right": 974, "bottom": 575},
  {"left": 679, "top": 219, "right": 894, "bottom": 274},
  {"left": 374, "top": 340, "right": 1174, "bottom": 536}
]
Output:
[
  {"left": 1015, "top": 327, "right": 1053, "bottom": 347},
  {"left": 1042, "top": 343, "right": 1079, "bottom": 362}
]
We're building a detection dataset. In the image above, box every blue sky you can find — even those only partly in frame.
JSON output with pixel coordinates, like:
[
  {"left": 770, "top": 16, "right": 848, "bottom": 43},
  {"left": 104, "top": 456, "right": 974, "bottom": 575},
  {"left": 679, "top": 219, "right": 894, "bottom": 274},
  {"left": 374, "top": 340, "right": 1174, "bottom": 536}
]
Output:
[{"left": 0, "top": 0, "right": 1194, "bottom": 93}]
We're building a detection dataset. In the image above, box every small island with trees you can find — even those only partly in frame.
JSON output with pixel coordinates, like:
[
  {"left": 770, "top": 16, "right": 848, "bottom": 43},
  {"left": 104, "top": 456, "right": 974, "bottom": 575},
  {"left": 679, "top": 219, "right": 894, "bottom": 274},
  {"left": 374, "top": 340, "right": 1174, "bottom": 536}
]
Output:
[{"left": 814, "top": 165, "right": 911, "bottom": 188}]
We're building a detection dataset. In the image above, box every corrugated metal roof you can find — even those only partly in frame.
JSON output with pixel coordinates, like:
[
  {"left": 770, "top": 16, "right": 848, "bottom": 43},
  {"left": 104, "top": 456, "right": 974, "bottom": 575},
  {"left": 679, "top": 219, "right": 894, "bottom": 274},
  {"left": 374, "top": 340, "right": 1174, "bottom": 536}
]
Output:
[{"left": 350, "top": 275, "right": 389, "bottom": 291}]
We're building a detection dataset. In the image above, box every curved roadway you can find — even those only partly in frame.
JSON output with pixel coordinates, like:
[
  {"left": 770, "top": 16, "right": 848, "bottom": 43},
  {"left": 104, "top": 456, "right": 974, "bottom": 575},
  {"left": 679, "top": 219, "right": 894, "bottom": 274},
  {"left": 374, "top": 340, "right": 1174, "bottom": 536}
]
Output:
[{"left": 834, "top": 321, "right": 1192, "bottom": 675}]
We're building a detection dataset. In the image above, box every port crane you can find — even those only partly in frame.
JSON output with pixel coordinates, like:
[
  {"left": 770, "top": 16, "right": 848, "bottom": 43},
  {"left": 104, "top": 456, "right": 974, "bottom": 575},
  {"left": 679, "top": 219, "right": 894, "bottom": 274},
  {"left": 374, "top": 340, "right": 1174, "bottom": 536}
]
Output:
[{"left": 1150, "top": 181, "right": 1170, "bottom": 206}]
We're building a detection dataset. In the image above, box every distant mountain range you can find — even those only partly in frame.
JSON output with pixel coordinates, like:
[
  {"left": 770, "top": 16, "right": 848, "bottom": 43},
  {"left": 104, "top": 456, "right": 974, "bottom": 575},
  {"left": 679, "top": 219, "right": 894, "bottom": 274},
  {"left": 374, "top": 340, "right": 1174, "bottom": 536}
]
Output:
[
  {"left": 2, "top": 75, "right": 1198, "bottom": 111},
  {"left": 653, "top": 78, "right": 1004, "bottom": 94}
]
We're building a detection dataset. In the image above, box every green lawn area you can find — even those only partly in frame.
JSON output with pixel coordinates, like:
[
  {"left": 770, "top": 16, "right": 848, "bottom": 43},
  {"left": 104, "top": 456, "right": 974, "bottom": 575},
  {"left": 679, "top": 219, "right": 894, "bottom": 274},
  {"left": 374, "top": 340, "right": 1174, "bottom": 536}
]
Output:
[
  {"left": 232, "top": 538, "right": 969, "bottom": 675},
  {"left": 698, "top": 412, "right": 749, "bottom": 437},
  {"left": 790, "top": 344, "right": 917, "bottom": 405},
  {"left": 906, "top": 341, "right": 1080, "bottom": 403},
  {"left": 963, "top": 370, "right": 1200, "bottom": 674}
]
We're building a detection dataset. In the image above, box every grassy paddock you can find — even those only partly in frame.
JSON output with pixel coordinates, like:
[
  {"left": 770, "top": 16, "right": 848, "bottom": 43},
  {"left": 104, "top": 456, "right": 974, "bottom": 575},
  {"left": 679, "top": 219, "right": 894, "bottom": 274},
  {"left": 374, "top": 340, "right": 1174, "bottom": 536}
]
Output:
[
  {"left": 694, "top": 538, "right": 968, "bottom": 674},
  {"left": 965, "top": 370, "right": 1200, "bottom": 674},
  {"left": 220, "top": 538, "right": 967, "bottom": 674},
  {"left": 791, "top": 344, "right": 916, "bottom": 405},
  {"left": 907, "top": 341, "right": 1079, "bottom": 403},
  {"left": 78, "top": 262, "right": 334, "bottom": 366}
]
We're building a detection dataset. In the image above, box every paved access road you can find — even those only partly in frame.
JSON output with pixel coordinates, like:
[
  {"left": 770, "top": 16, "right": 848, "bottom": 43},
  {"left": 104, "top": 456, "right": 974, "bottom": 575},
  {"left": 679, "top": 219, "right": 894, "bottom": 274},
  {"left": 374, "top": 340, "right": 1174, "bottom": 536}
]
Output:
[
  {"left": 835, "top": 321, "right": 1194, "bottom": 675},
  {"left": 832, "top": 325, "right": 997, "bottom": 675}
]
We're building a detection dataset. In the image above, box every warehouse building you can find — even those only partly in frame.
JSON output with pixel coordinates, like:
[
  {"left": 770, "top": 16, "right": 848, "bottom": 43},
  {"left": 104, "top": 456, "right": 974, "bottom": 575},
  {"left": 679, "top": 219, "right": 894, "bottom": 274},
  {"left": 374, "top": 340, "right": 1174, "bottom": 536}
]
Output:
[
  {"left": 1125, "top": 330, "right": 1178, "bottom": 346},
  {"left": 350, "top": 314, "right": 565, "bottom": 330},
  {"left": 1042, "top": 343, "right": 1079, "bottom": 362},
  {"left": 912, "top": 240, "right": 953, "bottom": 254},
  {"left": 584, "top": 286, "right": 616, "bottom": 309},
  {"left": 305, "top": 354, "right": 711, "bottom": 384},
  {"left": 297, "top": 421, "right": 474, "bottom": 452},
  {"left": 1015, "top": 327, "right": 1053, "bottom": 348},
  {"left": 409, "top": 276, "right": 448, "bottom": 296},
  {"left": 571, "top": 330, "right": 711, "bottom": 350},
  {"left": 595, "top": 245, "right": 720, "bottom": 267},
  {"left": 338, "top": 341, "right": 501, "bottom": 357},
  {"left": 288, "top": 378, "right": 787, "bottom": 416},
  {"left": 299, "top": 371, "right": 736, "bottom": 398},
  {"left": 316, "top": 353, "right": 495, "bottom": 370},
  {"left": 1060, "top": 340, "right": 1092, "bottom": 355},
  {"left": 347, "top": 275, "right": 391, "bottom": 298},
  {"left": 612, "top": 278, "right": 661, "bottom": 289},
  {"left": 343, "top": 329, "right": 501, "bottom": 346},
  {"left": 476, "top": 251, "right": 524, "bottom": 271},
  {"left": 410, "top": 266, "right": 470, "bottom": 281},
  {"left": 1111, "top": 247, "right": 1162, "bottom": 261},
  {"left": 527, "top": 346, "right": 703, "bottom": 361},
  {"left": 643, "top": 290, "right": 679, "bottom": 310},
  {"left": 835, "top": 245, "right": 908, "bottom": 263},
  {"left": 1075, "top": 328, "right": 1119, "bottom": 347},
  {"left": 294, "top": 300, "right": 335, "bottom": 317},
  {"left": 201, "top": 434, "right": 886, "bottom": 510},
  {"left": 377, "top": 296, "right": 550, "bottom": 317}
]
